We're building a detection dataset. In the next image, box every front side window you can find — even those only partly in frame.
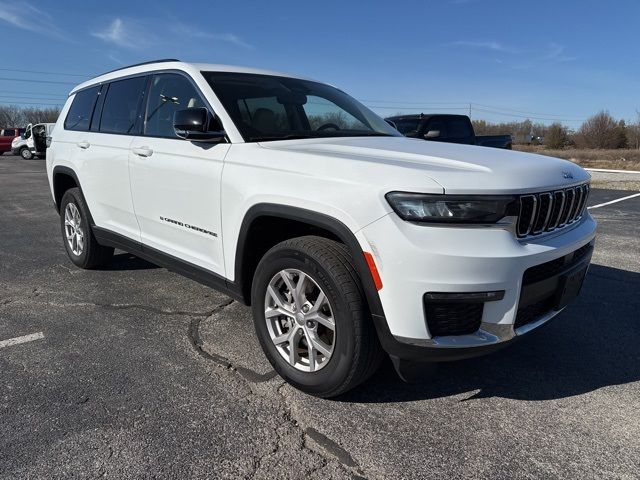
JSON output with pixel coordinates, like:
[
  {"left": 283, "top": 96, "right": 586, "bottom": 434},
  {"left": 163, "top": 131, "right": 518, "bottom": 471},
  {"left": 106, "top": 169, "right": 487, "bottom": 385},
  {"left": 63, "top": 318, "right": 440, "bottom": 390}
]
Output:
[
  {"left": 64, "top": 85, "right": 100, "bottom": 131},
  {"left": 202, "top": 72, "right": 400, "bottom": 142},
  {"left": 2, "top": 129, "right": 16, "bottom": 136},
  {"left": 393, "top": 119, "right": 420, "bottom": 135},
  {"left": 99, "top": 76, "right": 147, "bottom": 135},
  {"left": 145, "top": 73, "right": 206, "bottom": 138}
]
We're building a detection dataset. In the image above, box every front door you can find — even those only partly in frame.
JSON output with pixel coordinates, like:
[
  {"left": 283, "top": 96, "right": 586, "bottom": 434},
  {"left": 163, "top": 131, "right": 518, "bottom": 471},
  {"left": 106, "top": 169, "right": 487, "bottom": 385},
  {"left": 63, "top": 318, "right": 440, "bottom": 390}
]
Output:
[{"left": 129, "top": 72, "right": 229, "bottom": 276}]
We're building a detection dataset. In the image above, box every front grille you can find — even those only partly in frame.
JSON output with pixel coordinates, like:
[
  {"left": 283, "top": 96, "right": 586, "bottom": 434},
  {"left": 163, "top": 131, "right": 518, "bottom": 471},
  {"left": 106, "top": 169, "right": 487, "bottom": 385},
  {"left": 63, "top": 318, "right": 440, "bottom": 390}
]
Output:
[
  {"left": 517, "top": 183, "right": 590, "bottom": 238},
  {"left": 424, "top": 302, "right": 483, "bottom": 336}
]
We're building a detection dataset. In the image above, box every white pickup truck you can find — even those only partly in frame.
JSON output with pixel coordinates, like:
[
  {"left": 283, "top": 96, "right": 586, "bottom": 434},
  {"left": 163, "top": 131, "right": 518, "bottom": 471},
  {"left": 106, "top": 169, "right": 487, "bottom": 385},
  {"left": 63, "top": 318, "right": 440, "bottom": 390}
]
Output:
[{"left": 47, "top": 60, "right": 596, "bottom": 397}]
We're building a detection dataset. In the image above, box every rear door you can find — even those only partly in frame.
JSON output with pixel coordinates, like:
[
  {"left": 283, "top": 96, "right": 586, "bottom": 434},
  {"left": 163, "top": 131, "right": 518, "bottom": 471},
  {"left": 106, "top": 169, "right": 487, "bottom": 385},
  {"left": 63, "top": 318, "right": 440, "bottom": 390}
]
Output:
[
  {"left": 129, "top": 72, "right": 229, "bottom": 275},
  {"left": 71, "top": 76, "right": 147, "bottom": 242}
]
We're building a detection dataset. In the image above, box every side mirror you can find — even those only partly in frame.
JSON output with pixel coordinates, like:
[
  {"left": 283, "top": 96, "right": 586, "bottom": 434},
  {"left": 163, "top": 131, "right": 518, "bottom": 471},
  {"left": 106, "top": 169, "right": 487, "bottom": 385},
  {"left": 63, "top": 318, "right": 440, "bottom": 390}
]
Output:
[
  {"left": 424, "top": 130, "right": 441, "bottom": 139},
  {"left": 173, "top": 108, "right": 226, "bottom": 142}
]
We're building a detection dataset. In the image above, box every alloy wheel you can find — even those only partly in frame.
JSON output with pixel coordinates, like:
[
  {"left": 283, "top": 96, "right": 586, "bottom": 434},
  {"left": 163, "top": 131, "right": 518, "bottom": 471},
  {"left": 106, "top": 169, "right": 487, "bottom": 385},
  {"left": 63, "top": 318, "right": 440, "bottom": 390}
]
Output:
[
  {"left": 64, "top": 203, "right": 84, "bottom": 256},
  {"left": 264, "top": 269, "right": 335, "bottom": 372}
]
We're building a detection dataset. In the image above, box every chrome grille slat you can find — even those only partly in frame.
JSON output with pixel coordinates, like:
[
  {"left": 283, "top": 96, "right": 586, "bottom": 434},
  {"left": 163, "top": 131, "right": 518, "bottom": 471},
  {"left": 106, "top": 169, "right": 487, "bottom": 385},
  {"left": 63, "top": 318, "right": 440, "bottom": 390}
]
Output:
[{"left": 517, "top": 183, "right": 590, "bottom": 239}]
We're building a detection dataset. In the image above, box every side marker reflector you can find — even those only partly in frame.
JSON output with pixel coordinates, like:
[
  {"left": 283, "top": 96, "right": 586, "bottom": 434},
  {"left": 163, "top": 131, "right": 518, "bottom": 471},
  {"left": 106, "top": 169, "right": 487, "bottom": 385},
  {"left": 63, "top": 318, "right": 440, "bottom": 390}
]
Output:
[{"left": 363, "top": 252, "right": 383, "bottom": 291}]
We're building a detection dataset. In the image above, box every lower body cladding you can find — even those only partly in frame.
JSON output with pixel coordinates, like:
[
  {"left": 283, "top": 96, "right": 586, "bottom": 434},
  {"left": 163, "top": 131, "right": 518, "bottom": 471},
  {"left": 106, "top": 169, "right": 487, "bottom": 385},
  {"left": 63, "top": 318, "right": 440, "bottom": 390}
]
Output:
[{"left": 358, "top": 211, "right": 597, "bottom": 363}]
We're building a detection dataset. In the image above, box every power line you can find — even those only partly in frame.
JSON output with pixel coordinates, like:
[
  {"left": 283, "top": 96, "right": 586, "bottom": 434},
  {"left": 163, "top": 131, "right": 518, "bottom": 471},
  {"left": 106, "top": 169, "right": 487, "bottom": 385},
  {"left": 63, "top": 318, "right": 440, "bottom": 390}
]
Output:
[
  {"left": 0, "top": 77, "right": 77, "bottom": 85},
  {"left": 472, "top": 103, "right": 586, "bottom": 120},
  {"left": 0, "top": 95, "right": 68, "bottom": 102},
  {"left": 0, "top": 90, "right": 67, "bottom": 98},
  {"left": 0, "top": 68, "right": 91, "bottom": 78},
  {"left": 358, "top": 97, "right": 587, "bottom": 122},
  {"left": 360, "top": 99, "right": 468, "bottom": 106},
  {"left": 366, "top": 105, "right": 470, "bottom": 111},
  {"left": 0, "top": 101, "right": 63, "bottom": 106},
  {"left": 472, "top": 107, "right": 585, "bottom": 122}
]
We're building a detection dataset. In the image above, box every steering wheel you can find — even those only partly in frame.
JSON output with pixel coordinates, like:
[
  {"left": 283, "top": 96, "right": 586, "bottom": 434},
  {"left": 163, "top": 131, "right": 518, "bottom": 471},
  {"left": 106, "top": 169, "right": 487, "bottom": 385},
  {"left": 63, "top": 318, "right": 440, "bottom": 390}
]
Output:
[{"left": 316, "top": 123, "right": 341, "bottom": 131}]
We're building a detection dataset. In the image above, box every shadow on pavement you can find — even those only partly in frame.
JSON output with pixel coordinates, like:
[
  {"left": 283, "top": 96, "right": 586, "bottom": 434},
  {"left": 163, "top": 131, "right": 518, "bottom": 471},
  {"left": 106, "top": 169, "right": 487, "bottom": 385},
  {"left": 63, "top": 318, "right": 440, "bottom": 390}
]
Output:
[
  {"left": 104, "top": 252, "right": 160, "bottom": 271},
  {"left": 339, "top": 264, "right": 640, "bottom": 403}
]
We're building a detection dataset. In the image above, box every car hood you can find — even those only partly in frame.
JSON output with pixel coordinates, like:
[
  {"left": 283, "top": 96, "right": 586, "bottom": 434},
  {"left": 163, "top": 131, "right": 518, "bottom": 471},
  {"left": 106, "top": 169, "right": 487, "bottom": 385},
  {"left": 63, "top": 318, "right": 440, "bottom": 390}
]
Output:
[{"left": 259, "top": 136, "right": 590, "bottom": 194}]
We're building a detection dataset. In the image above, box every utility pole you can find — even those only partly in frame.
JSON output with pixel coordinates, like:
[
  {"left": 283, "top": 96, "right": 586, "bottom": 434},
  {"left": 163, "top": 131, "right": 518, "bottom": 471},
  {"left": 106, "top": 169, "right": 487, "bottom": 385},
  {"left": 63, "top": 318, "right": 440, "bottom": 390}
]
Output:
[{"left": 469, "top": 103, "right": 472, "bottom": 118}]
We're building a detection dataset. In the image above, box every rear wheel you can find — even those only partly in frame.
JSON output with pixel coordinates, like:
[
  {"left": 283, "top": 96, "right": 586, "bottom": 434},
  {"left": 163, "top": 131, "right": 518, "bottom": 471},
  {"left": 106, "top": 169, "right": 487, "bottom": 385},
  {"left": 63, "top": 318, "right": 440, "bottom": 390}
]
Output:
[
  {"left": 60, "top": 188, "right": 114, "bottom": 269},
  {"left": 19, "top": 147, "right": 33, "bottom": 160},
  {"left": 251, "top": 236, "right": 383, "bottom": 397}
]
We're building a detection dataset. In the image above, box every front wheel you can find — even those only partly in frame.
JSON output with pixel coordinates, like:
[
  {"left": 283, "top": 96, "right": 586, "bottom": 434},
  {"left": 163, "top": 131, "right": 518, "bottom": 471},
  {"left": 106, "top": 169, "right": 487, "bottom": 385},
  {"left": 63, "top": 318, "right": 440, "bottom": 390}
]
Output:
[
  {"left": 19, "top": 147, "right": 33, "bottom": 160},
  {"left": 251, "top": 236, "right": 383, "bottom": 397}
]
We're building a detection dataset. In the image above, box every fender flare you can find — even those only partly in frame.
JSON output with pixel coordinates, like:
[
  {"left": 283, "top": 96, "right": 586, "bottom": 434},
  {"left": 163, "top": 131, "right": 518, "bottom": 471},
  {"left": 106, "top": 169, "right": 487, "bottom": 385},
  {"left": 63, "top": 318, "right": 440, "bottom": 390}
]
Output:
[
  {"left": 52, "top": 166, "right": 82, "bottom": 206},
  {"left": 234, "top": 203, "right": 386, "bottom": 321}
]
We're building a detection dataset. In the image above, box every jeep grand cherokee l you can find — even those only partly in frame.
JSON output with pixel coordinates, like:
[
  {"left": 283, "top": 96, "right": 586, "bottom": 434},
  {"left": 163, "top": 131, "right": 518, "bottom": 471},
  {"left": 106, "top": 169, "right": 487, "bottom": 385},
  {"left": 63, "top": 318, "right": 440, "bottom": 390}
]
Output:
[{"left": 47, "top": 59, "right": 596, "bottom": 397}]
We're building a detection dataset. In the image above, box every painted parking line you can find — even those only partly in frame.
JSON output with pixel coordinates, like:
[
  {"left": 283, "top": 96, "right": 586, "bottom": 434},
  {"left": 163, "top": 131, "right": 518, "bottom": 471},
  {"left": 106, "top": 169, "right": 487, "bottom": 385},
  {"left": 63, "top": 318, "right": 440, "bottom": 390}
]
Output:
[
  {"left": 0, "top": 332, "right": 44, "bottom": 349},
  {"left": 588, "top": 192, "right": 640, "bottom": 210}
]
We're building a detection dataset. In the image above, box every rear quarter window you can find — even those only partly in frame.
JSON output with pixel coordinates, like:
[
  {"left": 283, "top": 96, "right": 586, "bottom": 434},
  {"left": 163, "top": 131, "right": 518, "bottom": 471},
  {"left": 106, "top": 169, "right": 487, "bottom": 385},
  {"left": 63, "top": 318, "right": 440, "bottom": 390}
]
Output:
[
  {"left": 64, "top": 86, "right": 100, "bottom": 131},
  {"left": 446, "top": 117, "right": 473, "bottom": 138}
]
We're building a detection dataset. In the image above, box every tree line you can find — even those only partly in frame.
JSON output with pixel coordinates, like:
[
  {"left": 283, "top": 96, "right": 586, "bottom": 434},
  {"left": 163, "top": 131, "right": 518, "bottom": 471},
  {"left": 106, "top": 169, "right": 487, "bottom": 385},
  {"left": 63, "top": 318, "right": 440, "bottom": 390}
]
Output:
[
  {"left": 473, "top": 111, "right": 640, "bottom": 150},
  {"left": 0, "top": 105, "right": 61, "bottom": 128}
]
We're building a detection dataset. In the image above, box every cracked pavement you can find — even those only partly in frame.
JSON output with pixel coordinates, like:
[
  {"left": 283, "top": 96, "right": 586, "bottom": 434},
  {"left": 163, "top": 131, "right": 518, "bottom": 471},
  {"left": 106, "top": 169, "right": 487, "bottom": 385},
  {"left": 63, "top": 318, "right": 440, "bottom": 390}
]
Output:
[{"left": 1, "top": 156, "right": 639, "bottom": 479}]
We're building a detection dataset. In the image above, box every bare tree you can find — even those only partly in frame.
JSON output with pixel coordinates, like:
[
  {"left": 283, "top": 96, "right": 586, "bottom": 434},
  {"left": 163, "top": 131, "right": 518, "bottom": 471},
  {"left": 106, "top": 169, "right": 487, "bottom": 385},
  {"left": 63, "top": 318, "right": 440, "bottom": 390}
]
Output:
[
  {"left": 545, "top": 123, "right": 569, "bottom": 149},
  {"left": 575, "top": 111, "right": 621, "bottom": 149},
  {"left": 0, "top": 105, "right": 24, "bottom": 127}
]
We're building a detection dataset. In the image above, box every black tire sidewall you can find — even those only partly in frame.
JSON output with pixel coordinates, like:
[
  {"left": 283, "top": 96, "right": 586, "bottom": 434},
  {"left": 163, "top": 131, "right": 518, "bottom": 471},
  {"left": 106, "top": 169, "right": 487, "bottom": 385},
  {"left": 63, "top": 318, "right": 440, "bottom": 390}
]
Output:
[
  {"left": 60, "top": 189, "right": 90, "bottom": 268},
  {"left": 20, "top": 148, "right": 33, "bottom": 160},
  {"left": 252, "top": 245, "right": 359, "bottom": 395}
]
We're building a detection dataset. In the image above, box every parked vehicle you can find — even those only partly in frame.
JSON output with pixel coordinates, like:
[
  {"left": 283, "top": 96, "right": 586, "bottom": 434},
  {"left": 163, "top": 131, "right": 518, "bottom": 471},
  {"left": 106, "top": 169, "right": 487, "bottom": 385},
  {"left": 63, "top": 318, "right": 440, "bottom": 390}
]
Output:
[
  {"left": 386, "top": 113, "right": 513, "bottom": 149},
  {"left": 47, "top": 60, "right": 595, "bottom": 396},
  {"left": 11, "top": 123, "right": 55, "bottom": 159},
  {"left": 0, "top": 127, "right": 25, "bottom": 155}
]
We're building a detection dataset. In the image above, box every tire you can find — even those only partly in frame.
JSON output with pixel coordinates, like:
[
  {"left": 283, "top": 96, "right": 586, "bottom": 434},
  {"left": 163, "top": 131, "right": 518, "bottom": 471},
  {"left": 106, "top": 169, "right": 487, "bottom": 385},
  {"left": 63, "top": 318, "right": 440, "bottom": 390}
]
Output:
[
  {"left": 19, "top": 147, "right": 33, "bottom": 160},
  {"left": 60, "top": 188, "right": 114, "bottom": 269},
  {"left": 251, "top": 236, "right": 383, "bottom": 397}
]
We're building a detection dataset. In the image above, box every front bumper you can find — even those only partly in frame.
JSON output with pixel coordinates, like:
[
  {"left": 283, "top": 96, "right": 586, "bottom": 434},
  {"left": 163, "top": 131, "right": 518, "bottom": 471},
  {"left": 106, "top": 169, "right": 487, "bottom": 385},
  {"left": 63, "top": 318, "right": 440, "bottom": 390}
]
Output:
[{"left": 358, "top": 211, "right": 597, "bottom": 361}]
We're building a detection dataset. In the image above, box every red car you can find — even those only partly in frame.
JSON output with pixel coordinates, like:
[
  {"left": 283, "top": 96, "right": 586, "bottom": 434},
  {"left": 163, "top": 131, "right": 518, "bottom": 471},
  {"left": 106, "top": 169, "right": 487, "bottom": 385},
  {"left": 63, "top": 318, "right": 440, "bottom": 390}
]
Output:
[{"left": 0, "top": 128, "right": 25, "bottom": 155}]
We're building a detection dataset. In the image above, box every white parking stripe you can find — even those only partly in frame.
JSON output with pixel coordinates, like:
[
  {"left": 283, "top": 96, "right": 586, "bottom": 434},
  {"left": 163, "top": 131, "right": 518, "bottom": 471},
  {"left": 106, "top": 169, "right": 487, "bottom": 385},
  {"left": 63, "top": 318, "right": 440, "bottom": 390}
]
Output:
[
  {"left": 588, "top": 192, "right": 640, "bottom": 210},
  {"left": 0, "top": 332, "right": 44, "bottom": 349}
]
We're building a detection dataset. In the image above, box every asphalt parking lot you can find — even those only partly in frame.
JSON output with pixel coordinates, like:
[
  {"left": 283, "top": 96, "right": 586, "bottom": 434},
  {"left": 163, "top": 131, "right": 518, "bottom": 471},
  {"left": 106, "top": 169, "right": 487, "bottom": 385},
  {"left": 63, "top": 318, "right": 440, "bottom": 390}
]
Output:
[{"left": 1, "top": 155, "right": 639, "bottom": 479}]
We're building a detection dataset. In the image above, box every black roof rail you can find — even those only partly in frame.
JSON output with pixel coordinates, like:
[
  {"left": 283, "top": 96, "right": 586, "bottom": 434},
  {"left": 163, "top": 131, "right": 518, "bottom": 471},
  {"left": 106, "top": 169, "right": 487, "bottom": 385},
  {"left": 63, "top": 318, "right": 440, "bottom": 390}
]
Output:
[{"left": 98, "top": 59, "right": 181, "bottom": 77}]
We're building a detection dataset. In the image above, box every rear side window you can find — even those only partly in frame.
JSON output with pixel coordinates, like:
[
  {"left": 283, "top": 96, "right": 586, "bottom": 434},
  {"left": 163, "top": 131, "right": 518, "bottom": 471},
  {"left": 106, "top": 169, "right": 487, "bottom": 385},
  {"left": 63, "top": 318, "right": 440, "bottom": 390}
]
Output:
[
  {"left": 64, "top": 86, "right": 100, "bottom": 131},
  {"left": 99, "top": 76, "right": 147, "bottom": 135},
  {"left": 144, "top": 73, "right": 206, "bottom": 138},
  {"left": 445, "top": 117, "right": 472, "bottom": 138}
]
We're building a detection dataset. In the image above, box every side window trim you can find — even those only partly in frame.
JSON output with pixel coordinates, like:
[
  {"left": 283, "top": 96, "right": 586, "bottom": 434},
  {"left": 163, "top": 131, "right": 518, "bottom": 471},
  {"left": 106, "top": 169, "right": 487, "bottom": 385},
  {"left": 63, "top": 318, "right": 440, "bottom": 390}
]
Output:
[{"left": 89, "top": 84, "right": 107, "bottom": 132}]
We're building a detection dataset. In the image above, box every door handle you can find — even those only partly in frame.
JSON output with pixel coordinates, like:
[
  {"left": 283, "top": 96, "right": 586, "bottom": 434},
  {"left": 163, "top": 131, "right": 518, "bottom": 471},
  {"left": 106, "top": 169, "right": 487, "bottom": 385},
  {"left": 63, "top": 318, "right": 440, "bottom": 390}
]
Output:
[
  {"left": 76, "top": 141, "right": 90, "bottom": 149},
  {"left": 132, "top": 147, "right": 153, "bottom": 157}
]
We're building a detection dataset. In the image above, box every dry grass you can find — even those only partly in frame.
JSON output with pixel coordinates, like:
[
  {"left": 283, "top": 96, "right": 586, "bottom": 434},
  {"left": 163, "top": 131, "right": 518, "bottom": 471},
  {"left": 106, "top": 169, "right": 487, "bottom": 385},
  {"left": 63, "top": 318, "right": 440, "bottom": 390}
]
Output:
[{"left": 514, "top": 145, "right": 640, "bottom": 171}]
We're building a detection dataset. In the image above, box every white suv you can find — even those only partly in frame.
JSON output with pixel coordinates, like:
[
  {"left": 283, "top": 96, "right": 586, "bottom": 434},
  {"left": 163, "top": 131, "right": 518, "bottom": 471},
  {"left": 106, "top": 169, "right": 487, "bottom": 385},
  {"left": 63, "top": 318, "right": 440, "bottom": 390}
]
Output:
[{"left": 47, "top": 59, "right": 596, "bottom": 397}]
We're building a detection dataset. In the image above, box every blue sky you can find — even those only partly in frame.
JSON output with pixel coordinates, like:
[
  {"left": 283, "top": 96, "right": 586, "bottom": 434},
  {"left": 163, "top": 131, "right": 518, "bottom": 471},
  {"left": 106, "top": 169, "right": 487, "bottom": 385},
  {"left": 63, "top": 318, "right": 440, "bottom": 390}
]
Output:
[{"left": 1, "top": 0, "right": 638, "bottom": 128}]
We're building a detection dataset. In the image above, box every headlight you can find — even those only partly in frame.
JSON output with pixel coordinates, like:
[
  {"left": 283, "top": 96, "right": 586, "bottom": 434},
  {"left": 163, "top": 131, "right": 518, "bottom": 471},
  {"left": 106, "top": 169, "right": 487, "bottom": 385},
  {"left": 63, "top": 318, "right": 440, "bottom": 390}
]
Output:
[{"left": 385, "top": 192, "right": 518, "bottom": 224}]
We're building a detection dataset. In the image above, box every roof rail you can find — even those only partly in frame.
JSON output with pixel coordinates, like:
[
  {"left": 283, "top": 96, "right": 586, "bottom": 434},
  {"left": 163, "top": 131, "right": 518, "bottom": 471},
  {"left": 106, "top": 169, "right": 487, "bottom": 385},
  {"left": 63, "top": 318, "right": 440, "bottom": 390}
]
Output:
[{"left": 98, "top": 59, "right": 181, "bottom": 77}]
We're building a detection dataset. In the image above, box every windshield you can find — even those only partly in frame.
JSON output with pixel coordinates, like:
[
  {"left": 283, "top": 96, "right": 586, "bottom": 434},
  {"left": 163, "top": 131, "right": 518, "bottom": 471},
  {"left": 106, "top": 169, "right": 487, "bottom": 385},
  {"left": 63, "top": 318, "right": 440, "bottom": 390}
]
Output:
[{"left": 202, "top": 72, "right": 400, "bottom": 142}]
